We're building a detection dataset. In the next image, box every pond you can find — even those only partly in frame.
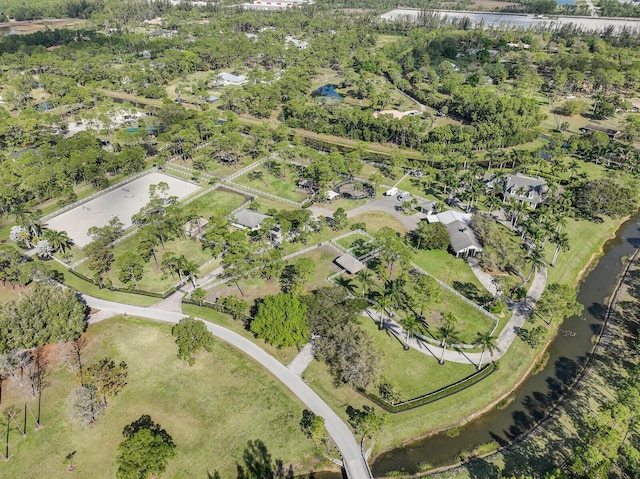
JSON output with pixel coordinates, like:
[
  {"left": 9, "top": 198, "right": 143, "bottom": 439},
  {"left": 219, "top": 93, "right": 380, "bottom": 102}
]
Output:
[{"left": 312, "top": 84, "right": 343, "bottom": 102}]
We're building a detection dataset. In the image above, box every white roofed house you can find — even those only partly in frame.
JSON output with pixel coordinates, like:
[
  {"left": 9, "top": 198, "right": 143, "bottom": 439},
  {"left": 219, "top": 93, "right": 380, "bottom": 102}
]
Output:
[{"left": 502, "top": 173, "right": 547, "bottom": 209}]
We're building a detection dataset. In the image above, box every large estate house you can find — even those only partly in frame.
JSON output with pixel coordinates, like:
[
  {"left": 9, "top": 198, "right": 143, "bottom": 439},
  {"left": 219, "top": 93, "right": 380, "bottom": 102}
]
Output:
[{"left": 502, "top": 173, "right": 547, "bottom": 209}]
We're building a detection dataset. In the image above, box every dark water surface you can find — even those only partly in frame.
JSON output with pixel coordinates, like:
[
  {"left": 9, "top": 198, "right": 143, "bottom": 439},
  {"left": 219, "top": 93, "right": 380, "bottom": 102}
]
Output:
[{"left": 372, "top": 212, "right": 640, "bottom": 475}]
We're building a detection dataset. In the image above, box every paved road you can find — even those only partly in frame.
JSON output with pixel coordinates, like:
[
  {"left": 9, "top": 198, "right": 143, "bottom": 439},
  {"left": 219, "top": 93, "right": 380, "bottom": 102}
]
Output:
[{"left": 82, "top": 295, "right": 372, "bottom": 479}]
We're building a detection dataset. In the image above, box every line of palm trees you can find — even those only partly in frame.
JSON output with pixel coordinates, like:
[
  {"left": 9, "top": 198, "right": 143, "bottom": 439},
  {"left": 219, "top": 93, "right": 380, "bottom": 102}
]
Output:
[{"left": 356, "top": 268, "right": 499, "bottom": 369}]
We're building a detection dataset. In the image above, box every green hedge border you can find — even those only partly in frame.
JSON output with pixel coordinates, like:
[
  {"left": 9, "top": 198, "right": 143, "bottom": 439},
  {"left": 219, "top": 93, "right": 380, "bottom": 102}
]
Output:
[{"left": 359, "top": 362, "right": 499, "bottom": 413}]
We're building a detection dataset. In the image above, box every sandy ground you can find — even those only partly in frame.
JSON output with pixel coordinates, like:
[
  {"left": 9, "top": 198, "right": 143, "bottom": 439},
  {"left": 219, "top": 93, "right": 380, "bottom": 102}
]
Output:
[
  {"left": 46, "top": 172, "right": 201, "bottom": 247},
  {"left": 0, "top": 18, "right": 86, "bottom": 35}
]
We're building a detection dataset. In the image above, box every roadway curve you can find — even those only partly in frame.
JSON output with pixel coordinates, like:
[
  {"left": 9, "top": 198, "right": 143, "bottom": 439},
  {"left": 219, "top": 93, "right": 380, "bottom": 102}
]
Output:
[{"left": 82, "top": 295, "right": 372, "bottom": 479}]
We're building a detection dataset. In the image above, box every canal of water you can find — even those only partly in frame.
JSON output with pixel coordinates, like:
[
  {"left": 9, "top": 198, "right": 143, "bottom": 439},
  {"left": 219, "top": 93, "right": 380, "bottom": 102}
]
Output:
[{"left": 372, "top": 211, "right": 640, "bottom": 475}]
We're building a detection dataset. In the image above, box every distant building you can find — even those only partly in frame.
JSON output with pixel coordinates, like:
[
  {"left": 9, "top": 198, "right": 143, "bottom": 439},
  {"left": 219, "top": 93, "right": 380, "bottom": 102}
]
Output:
[
  {"left": 285, "top": 35, "right": 309, "bottom": 49},
  {"left": 230, "top": 209, "right": 272, "bottom": 231},
  {"left": 580, "top": 124, "right": 621, "bottom": 140},
  {"left": 502, "top": 173, "right": 547, "bottom": 209},
  {"left": 215, "top": 72, "right": 248, "bottom": 86}
]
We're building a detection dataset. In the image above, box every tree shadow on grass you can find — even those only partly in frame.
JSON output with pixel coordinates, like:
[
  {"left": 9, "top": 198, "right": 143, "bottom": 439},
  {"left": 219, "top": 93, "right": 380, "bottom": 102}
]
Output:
[{"left": 235, "top": 439, "right": 294, "bottom": 479}]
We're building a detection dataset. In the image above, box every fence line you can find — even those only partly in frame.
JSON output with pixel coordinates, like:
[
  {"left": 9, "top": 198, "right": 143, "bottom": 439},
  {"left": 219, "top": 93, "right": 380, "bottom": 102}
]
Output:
[
  {"left": 224, "top": 156, "right": 269, "bottom": 181},
  {"left": 41, "top": 168, "right": 155, "bottom": 222}
]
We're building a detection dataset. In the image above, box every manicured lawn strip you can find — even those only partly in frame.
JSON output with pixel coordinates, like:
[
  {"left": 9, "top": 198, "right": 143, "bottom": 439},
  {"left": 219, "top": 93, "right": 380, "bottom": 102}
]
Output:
[
  {"left": 255, "top": 197, "right": 300, "bottom": 213},
  {"left": 234, "top": 167, "right": 307, "bottom": 202},
  {"left": 46, "top": 260, "right": 160, "bottom": 306},
  {"left": 0, "top": 317, "right": 326, "bottom": 478},
  {"left": 544, "top": 215, "right": 621, "bottom": 286},
  {"left": 350, "top": 211, "right": 409, "bottom": 234},
  {"left": 75, "top": 235, "right": 213, "bottom": 292},
  {"left": 360, "top": 316, "right": 477, "bottom": 398},
  {"left": 182, "top": 303, "right": 298, "bottom": 365},
  {"left": 318, "top": 197, "right": 368, "bottom": 212}
]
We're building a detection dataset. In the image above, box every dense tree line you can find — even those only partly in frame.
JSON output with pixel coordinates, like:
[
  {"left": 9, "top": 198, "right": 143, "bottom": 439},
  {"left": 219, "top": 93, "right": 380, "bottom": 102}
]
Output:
[{"left": 0, "top": 283, "right": 87, "bottom": 352}]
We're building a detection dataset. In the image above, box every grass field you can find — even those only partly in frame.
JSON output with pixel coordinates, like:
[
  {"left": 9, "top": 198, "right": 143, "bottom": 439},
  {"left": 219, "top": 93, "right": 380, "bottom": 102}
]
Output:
[
  {"left": 234, "top": 167, "right": 308, "bottom": 203},
  {"left": 305, "top": 321, "right": 548, "bottom": 454},
  {"left": 0, "top": 317, "right": 327, "bottom": 478},
  {"left": 413, "top": 249, "right": 486, "bottom": 294},
  {"left": 360, "top": 316, "right": 477, "bottom": 398},
  {"left": 205, "top": 245, "right": 340, "bottom": 304},
  {"left": 544, "top": 215, "right": 622, "bottom": 286},
  {"left": 350, "top": 211, "right": 409, "bottom": 234},
  {"left": 189, "top": 187, "right": 250, "bottom": 216},
  {"left": 75, "top": 234, "right": 212, "bottom": 293},
  {"left": 335, "top": 232, "right": 371, "bottom": 250}
]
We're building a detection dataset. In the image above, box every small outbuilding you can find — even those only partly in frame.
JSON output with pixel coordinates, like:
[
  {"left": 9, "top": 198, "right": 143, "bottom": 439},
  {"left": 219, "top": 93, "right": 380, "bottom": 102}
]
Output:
[
  {"left": 419, "top": 200, "right": 437, "bottom": 215},
  {"left": 580, "top": 124, "right": 620, "bottom": 140},
  {"left": 184, "top": 217, "right": 209, "bottom": 237},
  {"left": 335, "top": 253, "right": 366, "bottom": 274}
]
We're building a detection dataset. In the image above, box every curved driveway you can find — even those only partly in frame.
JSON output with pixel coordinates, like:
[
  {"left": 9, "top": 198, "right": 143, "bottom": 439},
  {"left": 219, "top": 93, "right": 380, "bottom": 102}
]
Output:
[{"left": 82, "top": 295, "right": 372, "bottom": 479}]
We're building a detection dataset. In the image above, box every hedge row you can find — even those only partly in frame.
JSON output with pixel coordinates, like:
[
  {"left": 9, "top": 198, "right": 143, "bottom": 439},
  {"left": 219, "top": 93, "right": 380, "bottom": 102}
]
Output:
[{"left": 359, "top": 362, "right": 498, "bottom": 413}]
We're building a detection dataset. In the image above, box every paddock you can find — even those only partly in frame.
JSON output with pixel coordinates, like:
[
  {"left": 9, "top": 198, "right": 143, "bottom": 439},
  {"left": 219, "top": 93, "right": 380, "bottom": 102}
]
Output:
[{"left": 46, "top": 172, "right": 201, "bottom": 247}]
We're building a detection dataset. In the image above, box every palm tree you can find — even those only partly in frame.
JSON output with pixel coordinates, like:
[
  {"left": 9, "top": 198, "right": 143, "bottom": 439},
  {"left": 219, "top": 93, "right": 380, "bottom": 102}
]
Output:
[
  {"left": 182, "top": 259, "right": 200, "bottom": 288},
  {"left": 376, "top": 295, "right": 392, "bottom": 330},
  {"left": 437, "top": 324, "right": 461, "bottom": 365},
  {"left": 551, "top": 232, "right": 570, "bottom": 267},
  {"left": 356, "top": 269, "right": 373, "bottom": 297},
  {"left": 473, "top": 332, "right": 498, "bottom": 370},
  {"left": 526, "top": 248, "right": 545, "bottom": 283},
  {"left": 399, "top": 316, "right": 423, "bottom": 351},
  {"left": 42, "top": 229, "right": 73, "bottom": 253}
]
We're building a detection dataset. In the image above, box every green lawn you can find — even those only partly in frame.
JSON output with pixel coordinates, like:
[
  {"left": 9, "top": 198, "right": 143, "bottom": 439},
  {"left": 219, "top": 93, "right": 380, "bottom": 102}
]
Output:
[
  {"left": 305, "top": 321, "right": 550, "bottom": 454},
  {"left": 206, "top": 246, "right": 340, "bottom": 304},
  {"left": 189, "top": 187, "right": 249, "bottom": 216},
  {"left": 350, "top": 211, "right": 409, "bottom": 234},
  {"left": 335, "top": 232, "right": 371, "bottom": 250},
  {"left": 0, "top": 317, "right": 327, "bottom": 478},
  {"left": 544, "top": 215, "right": 622, "bottom": 286},
  {"left": 76, "top": 235, "right": 213, "bottom": 293},
  {"left": 234, "top": 167, "right": 308, "bottom": 203},
  {"left": 413, "top": 249, "right": 487, "bottom": 294},
  {"left": 360, "top": 316, "right": 477, "bottom": 398},
  {"left": 46, "top": 260, "right": 160, "bottom": 306}
]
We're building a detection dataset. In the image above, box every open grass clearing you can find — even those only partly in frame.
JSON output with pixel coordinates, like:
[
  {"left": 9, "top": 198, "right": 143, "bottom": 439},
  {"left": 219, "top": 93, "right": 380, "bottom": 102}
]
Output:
[
  {"left": 46, "top": 260, "right": 160, "bottom": 306},
  {"left": 189, "top": 187, "right": 250, "bottom": 216},
  {"left": 0, "top": 316, "right": 326, "bottom": 478},
  {"left": 360, "top": 316, "right": 478, "bottom": 398},
  {"left": 544, "top": 215, "right": 622, "bottom": 286},
  {"left": 234, "top": 166, "right": 308, "bottom": 203},
  {"left": 349, "top": 211, "right": 408, "bottom": 234},
  {"left": 204, "top": 245, "right": 340, "bottom": 304},
  {"left": 335, "top": 232, "right": 371, "bottom": 250},
  {"left": 305, "top": 324, "right": 547, "bottom": 454},
  {"left": 75, "top": 234, "right": 212, "bottom": 293},
  {"left": 413, "top": 249, "right": 486, "bottom": 294}
]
